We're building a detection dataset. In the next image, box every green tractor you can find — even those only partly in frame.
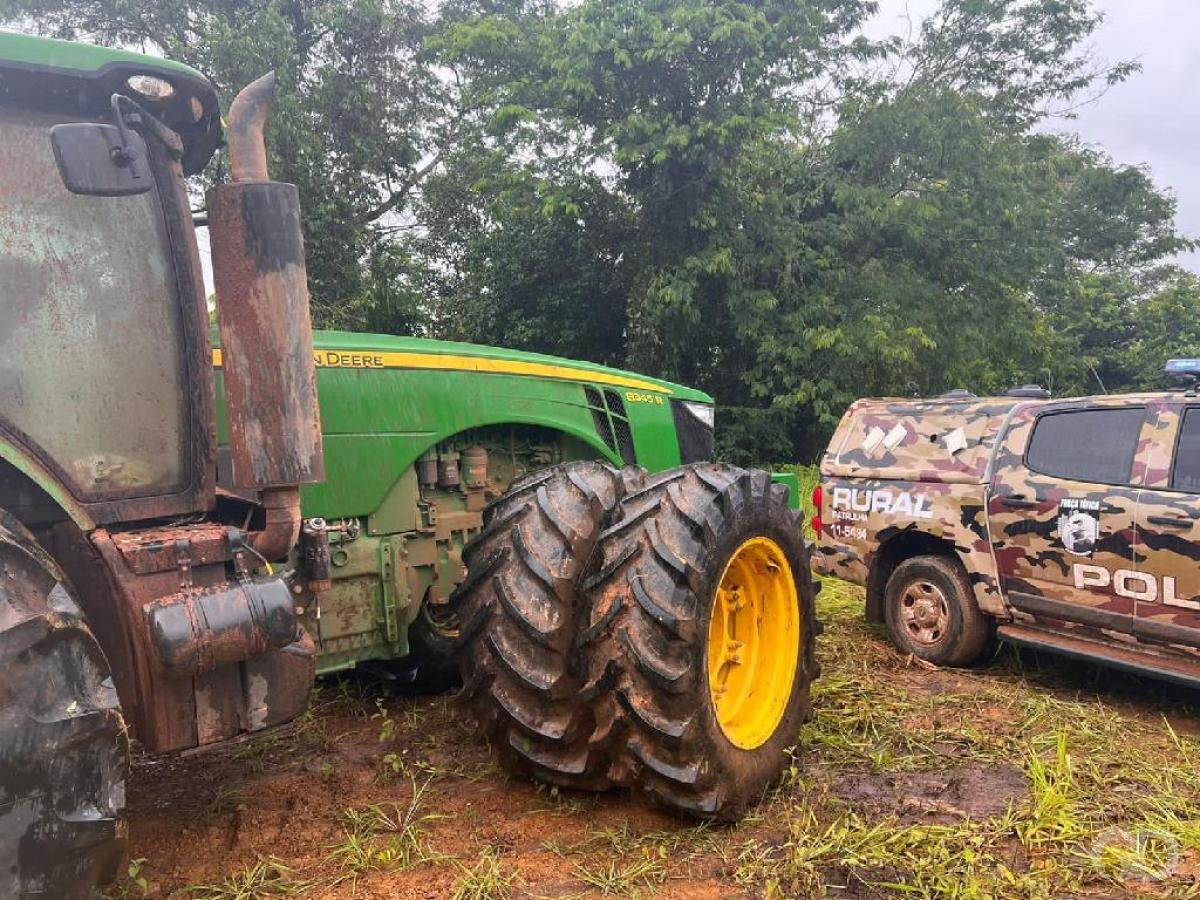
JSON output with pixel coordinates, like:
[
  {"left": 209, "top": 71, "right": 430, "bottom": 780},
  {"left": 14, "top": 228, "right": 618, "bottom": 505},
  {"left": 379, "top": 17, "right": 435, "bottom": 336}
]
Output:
[
  {"left": 213, "top": 330, "right": 722, "bottom": 685},
  {"left": 210, "top": 330, "right": 818, "bottom": 822},
  {"left": 0, "top": 32, "right": 817, "bottom": 896},
  {"left": 0, "top": 33, "right": 324, "bottom": 897}
]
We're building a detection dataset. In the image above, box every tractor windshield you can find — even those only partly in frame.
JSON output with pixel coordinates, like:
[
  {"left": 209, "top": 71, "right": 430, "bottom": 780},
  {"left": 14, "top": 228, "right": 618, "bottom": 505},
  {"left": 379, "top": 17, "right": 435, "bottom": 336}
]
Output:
[{"left": 0, "top": 106, "right": 189, "bottom": 498}]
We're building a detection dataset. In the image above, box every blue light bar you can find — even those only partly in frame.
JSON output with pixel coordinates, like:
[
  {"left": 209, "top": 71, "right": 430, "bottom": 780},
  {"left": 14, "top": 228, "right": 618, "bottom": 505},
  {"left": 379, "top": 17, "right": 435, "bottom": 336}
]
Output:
[{"left": 1165, "top": 358, "right": 1200, "bottom": 377}]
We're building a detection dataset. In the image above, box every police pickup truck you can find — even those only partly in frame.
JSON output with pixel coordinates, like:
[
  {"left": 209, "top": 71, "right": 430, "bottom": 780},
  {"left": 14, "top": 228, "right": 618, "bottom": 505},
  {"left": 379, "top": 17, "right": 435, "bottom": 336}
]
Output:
[{"left": 812, "top": 362, "right": 1200, "bottom": 685}]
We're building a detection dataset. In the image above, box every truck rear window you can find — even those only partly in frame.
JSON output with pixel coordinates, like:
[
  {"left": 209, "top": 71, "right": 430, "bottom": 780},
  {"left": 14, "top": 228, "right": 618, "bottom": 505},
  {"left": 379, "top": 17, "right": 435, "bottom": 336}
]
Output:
[
  {"left": 1171, "top": 408, "right": 1200, "bottom": 492},
  {"left": 1026, "top": 407, "right": 1143, "bottom": 485}
]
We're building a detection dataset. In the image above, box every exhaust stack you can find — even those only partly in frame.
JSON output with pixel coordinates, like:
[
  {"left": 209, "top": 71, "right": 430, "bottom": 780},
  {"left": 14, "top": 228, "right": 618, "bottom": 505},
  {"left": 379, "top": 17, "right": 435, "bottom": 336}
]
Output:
[{"left": 208, "top": 72, "right": 323, "bottom": 559}]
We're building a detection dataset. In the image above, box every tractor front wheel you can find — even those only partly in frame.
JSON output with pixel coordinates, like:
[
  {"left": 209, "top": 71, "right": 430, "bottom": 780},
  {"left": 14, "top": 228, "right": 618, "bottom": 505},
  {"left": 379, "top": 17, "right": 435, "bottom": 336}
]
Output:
[
  {"left": 452, "top": 461, "right": 644, "bottom": 788},
  {"left": 583, "top": 464, "right": 817, "bottom": 820}
]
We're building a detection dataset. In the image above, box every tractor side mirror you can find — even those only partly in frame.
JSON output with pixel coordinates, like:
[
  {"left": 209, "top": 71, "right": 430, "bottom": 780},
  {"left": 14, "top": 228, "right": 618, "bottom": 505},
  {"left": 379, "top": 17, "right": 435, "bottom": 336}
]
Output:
[{"left": 50, "top": 123, "right": 151, "bottom": 197}]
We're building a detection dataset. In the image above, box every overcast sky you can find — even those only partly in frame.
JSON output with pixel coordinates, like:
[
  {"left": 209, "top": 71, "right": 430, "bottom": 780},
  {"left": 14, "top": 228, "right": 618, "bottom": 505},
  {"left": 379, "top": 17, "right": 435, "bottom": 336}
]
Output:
[{"left": 870, "top": 0, "right": 1200, "bottom": 272}]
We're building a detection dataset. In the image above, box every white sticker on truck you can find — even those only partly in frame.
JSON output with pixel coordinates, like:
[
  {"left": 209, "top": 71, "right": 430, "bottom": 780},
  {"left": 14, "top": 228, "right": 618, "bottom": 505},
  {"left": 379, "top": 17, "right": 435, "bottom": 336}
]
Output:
[
  {"left": 882, "top": 423, "right": 909, "bottom": 451},
  {"left": 831, "top": 487, "right": 934, "bottom": 520}
]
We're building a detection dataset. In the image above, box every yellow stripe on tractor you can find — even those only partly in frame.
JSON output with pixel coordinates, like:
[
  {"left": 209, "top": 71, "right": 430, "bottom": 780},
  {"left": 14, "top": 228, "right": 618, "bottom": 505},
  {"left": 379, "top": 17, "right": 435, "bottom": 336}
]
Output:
[{"left": 211, "top": 348, "right": 673, "bottom": 395}]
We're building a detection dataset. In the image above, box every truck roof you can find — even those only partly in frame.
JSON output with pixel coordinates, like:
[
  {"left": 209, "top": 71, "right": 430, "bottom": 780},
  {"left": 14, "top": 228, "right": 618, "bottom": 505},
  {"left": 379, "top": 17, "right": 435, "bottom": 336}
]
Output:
[
  {"left": 0, "top": 31, "right": 222, "bottom": 174},
  {"left": 823, "top": 391, "right": 1182, "bottom": 484}
]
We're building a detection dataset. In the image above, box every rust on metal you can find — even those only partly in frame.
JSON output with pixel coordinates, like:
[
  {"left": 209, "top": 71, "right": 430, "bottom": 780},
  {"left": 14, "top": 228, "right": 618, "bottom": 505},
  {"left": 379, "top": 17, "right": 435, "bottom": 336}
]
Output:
[
  {"left": 300, "top": 517, "right": 332, "bottom": 593},
  {"left": 224, "top": 72, "right": 273, "bottom": 183},
  {"left": 145, "top": 575, "right": 299, "bottom": 676},
  {"left": 247, "top": 485, "right": 302, "bottom": 562},
  {"left": 111, "top": 522, "right": 230, "bottom": 574},
  {"left": 208, "top": 73, "right": 323, "bottom": 491},
  {"left": 88, "top": 525, "right": 315, "bottom": 753}
]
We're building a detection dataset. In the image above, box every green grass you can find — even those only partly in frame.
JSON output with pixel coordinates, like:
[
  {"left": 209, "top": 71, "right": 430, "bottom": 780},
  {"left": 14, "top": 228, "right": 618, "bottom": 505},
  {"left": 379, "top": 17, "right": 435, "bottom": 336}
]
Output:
[
  {"left": 121, "top": 529, "right": 1200, "bottom": 898},
  {"left": 183, "top": 858, "right": 309, "bottom": 899},
  {"left": 232, "top": 732, "right": 281, "bottom": 761},
  {"left": 325, "top": 776, "right": 446, "bottom": 886},
  {"left": 450, "top": 848, "right": 519, "bottom": 900},
  {"left": 572, "top": 856, "right": 668, "bottom": 896},
  {"left": 731, "top": 578, "right": 1200, "bottom": 898}
]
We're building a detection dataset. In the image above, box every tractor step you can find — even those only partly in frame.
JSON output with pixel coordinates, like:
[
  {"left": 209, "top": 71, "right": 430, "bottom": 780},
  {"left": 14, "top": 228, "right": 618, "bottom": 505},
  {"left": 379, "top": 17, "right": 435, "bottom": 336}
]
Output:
[{"left": 997, "top": 623, "right": 1200, "bottom": 690}]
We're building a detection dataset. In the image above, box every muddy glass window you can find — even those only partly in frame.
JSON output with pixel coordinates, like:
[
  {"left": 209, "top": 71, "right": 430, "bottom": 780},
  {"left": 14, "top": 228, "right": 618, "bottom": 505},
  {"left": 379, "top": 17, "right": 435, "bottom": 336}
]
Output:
[
  {"left": 1171, "top": 408, "right": 1200, "bottom": 492},
  {"left": 1026, "top": 408, "right": 1144, "bottom": 485},
  {"left": 0, "top": 107, "right": 187, "bottom": 498}
]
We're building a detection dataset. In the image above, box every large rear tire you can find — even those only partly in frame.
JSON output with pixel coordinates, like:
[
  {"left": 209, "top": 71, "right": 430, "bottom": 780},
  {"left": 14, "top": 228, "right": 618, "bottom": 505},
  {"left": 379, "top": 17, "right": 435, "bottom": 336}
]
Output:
[
  {"left": 0, "top": 517, "right": 127, "bottom": 899},
  {"left": 452, "top": 461, "right": 644, "bottom": 788},
  {"left": 582, "top": 464, "right": 817, "bottom": 820}
]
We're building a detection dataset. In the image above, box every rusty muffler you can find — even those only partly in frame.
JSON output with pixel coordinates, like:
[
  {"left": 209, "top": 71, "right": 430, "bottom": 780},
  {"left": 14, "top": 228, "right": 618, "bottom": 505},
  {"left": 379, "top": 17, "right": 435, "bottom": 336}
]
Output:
[
  {"left": 208, "top": 72, "right": 323, "bottom": 509},
  {"left": 145, "top": 575, "right": 299, "bottom": 676}
]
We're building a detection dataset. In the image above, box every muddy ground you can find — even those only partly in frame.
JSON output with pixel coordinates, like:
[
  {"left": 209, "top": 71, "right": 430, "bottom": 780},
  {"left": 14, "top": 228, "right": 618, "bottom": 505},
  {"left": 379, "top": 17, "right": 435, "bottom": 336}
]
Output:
[{"left": 109, "top": 581, "right": 1200, "bottom": 899}]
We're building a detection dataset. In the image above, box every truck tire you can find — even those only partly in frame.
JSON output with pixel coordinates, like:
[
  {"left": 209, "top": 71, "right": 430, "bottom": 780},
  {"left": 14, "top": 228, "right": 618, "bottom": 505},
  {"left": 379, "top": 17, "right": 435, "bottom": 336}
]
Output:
[
  {"left": 453, "top": 461, "right": 644, "bottom": 788},
  {"left": 0, "top": 518, "right": 127, "bottom": 899},
  {"left": 883, "top": 555, "right": 988, "bottom": 667},
  {"left": 582, "top": 464, "right": 817, "bottom": 820}
]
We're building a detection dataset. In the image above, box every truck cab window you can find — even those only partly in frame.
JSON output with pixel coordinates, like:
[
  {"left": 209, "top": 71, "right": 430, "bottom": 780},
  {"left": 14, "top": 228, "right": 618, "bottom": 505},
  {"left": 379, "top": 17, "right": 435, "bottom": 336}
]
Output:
[
  {"left": 1025, "top": 407, "right": 1143, "bottom": 485},
  {"left": 1171, "top": 408, "right": 1200, "bottom": 492}
]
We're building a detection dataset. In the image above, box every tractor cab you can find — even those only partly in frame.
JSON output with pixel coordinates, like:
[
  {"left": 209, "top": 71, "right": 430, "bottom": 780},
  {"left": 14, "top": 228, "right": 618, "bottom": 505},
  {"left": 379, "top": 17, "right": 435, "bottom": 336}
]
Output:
[{"left": 0, "top": 34, "right": 326, "bottom": 896}]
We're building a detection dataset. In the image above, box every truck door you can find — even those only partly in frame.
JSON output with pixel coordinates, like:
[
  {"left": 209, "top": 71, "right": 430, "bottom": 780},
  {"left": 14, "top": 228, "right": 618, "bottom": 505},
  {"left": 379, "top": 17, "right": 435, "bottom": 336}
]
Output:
[
  {"left": 1132, "top": 404, "right": 1200, "bottom": 645},
  {"left": 989, "top": 403, "right": 1148, "bottom": 625}
]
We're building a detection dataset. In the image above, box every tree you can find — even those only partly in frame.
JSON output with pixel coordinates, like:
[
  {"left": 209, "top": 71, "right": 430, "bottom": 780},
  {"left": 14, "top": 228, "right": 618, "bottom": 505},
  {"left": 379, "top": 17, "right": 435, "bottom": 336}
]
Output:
[
  {"left": 406, "top": 149, "right": 638, "bottom": 364},
  {"left": 433, "top": 0, "right": 879, "bottom": 385}
]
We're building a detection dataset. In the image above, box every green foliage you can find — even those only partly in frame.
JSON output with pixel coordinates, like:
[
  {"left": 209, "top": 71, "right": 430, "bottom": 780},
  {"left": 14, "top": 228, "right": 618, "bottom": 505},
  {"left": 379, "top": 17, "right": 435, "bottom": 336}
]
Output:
[
  {"left": 103, "top": 858, "right": 149, "bottom": 900},
  {"left": 184, "top": 857, "right": 309, "bottom": 898},
  {"left": 5, "top": 0, "right": 1196, "bottom": 465},
  {"left": 451, "top": 847, "right": 519, "bottom": 900}
]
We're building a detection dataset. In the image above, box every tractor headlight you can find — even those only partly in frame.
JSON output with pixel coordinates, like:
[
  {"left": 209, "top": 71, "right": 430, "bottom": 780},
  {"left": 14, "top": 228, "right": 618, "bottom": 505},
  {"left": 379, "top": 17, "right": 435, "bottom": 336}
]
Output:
[
  {"left": 671, "top": 400, "right": 715, "bottom": 463},
  {"left": 681, "top": 401, "right": 715, "bottom": 429}
]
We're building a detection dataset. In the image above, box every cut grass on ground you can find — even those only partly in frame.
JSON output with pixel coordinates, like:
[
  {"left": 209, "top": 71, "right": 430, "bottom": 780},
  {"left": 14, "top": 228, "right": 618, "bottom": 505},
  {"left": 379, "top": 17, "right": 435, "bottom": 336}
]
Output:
[{"left": 734, "top": 578, "right": 1200, "bottom": 898}]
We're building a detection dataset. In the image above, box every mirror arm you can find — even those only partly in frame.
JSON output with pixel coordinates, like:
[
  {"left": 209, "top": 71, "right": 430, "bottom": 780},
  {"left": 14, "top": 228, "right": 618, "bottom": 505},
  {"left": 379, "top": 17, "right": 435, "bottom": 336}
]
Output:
[
  {"left": 108, "top": 94, "right": 143, "bottom": 177},
  {"left": 110, "top": 93, "right": 184, "bottom": 162}
]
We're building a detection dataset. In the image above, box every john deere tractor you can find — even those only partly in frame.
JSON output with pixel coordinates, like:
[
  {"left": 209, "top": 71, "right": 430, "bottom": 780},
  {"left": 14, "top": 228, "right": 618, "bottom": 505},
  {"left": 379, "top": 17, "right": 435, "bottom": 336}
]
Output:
[
  {"left": 214, "top": 331, "right": 818, "bottom": 821},
  {"left": 0, "top": 32, "right": 817, "bottom": 895},
  {"left": 214, "top": 331, "right": 722, "bottom": 683}
]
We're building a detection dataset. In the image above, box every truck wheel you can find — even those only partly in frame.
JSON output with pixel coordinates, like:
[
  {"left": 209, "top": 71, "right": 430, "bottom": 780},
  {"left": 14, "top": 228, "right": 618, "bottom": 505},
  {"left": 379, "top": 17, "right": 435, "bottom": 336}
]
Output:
[
  {"left": 453, "top": 461, "right": 644, "bottom": 788},
  {"left": 884, "top": 555, "right": 988, "bottom": 667},
  {"left": 583, "top": 464, "right": 817, "bottom": 820},
  {"left": 0, "top": 519, "right": 127, "bottom": 899}
]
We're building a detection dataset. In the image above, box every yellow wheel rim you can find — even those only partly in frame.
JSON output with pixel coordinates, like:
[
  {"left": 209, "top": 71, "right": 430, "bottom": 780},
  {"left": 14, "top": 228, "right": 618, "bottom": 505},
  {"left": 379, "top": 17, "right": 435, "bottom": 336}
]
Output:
[{"left": 706, "top": 537, "right": 800, "bottom": 750}]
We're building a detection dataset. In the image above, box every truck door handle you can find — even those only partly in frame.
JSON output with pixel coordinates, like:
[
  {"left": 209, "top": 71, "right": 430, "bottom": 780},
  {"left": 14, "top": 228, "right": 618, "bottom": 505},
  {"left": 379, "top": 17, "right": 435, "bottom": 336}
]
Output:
[
  {"left": 1001, "top": 495, "right": 1037, "bottom": 509},
  {"left": 1147, "top": 514, "right": 1192, "bottom": 528}
]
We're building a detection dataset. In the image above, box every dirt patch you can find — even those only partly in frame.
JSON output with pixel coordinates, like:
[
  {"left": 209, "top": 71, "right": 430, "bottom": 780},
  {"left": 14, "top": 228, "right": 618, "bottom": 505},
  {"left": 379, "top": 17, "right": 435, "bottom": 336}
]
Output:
[{"left": 831, "top": 764, "right": 1028, "bottom": 825}]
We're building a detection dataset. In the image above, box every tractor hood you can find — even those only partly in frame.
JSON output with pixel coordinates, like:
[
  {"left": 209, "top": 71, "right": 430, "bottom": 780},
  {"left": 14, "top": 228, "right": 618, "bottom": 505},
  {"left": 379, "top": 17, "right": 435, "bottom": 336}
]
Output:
[
  {"left": 0, "top": 31, "right": 222, "bottom": 174},
  {"left": 215, "top": 330, "right": 714, "bottom": 404}
]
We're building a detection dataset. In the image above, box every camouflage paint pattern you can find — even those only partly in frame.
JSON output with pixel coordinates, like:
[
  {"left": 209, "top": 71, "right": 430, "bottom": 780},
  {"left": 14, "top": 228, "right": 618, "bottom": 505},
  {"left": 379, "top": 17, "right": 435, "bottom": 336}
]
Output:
[
  {"left": 817, "top": 396, "right": 1021, "bottom": 616},
  {"left": 816, "top": 391, "right": 1200, "bottom": 674}
]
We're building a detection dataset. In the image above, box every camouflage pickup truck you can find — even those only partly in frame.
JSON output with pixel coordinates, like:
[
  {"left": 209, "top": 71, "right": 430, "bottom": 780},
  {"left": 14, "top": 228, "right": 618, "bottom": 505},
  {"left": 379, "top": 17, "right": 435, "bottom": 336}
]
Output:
[{"left": 812, "top": 368, "right": 1200, "bottom": 687}]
